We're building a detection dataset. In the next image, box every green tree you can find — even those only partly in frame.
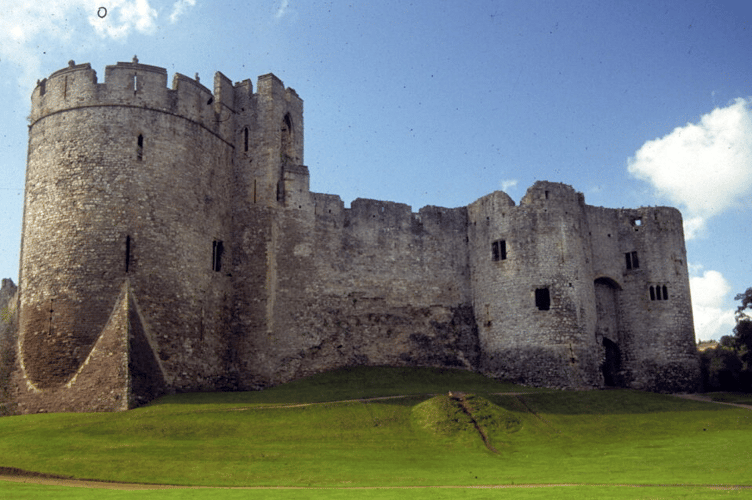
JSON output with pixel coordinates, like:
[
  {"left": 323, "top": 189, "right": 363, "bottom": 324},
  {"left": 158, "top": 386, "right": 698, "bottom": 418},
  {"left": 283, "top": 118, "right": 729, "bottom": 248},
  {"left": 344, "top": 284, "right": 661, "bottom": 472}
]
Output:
[{"left": 734, "top": 288, "right": 752, "bottom": 366}]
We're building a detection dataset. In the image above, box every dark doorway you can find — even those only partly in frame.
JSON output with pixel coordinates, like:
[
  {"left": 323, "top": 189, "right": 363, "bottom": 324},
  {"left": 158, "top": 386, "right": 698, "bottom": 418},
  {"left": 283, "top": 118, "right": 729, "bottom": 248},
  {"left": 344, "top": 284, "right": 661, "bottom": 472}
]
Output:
[
  {"left": 594, "top": 277, "right": 620, "bottom": 340},
  {"left": 602, "top": 337, "right": 622, "bottom": 387}
]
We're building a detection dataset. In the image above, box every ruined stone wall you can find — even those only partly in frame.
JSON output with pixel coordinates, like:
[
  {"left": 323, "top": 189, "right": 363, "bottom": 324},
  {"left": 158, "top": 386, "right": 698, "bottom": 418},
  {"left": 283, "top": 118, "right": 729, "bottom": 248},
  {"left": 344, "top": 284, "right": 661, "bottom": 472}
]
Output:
[
  {"left": 0, "top": 279, "right": 18, "bottom": 412},
  {"left": 586, "top": 205, "right": 698, "bottom": 391},
  {"left": 234, "top": 194, "right": 478, "bottom": 388},
  {"left": 0, "top": 279, "right": 17, "bottom": 346},
  {"left": 465, "top": 181, "right": 698, "bottom": 391},
  {"left": 468, "top": 182, "right": 602, "bottom": 388}
]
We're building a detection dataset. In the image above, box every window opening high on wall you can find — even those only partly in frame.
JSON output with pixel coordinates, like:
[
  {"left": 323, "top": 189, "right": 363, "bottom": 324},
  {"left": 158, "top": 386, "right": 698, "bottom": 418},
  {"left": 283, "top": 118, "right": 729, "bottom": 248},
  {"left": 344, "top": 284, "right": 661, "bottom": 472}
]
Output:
[
  {"left": 625, "top": 251, "right": 639, "bottom": 270},
  {"left": 535, "top": 287, "right": 551, "bottom": 311},
  {"left": 137, "top": 134, "right": 144, "bottom": 161},
  {"left": 212, "top": 240, "right": 224, "bottom": 272},
  {"left": 492, "top": 240, "right": 507, "bottom": 261}
]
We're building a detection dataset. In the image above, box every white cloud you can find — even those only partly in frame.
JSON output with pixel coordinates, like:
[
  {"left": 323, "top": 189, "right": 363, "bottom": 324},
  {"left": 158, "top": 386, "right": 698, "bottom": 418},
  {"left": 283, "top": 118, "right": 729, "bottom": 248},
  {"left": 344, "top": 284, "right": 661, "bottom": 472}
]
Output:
[
  {"left": 628, "top": 98, "right": 752, "bottom": 239},
  {"left": 275, "top": 0, "right": 291, "bottom": 20},
  {"left": 169, "top": 0, "right": 196, "bottom": 24},
  {"left": 500, "top": 179, "right": 518, "bottom": 192},
  {"left": 0, "top": 0, "right": 182, "bottom": 93},
  {"left": 90, "top": 0, "right": 158, "bottom": 39},
  {"left": 690, "top": 268, "right": 736, "bottom": 341}
]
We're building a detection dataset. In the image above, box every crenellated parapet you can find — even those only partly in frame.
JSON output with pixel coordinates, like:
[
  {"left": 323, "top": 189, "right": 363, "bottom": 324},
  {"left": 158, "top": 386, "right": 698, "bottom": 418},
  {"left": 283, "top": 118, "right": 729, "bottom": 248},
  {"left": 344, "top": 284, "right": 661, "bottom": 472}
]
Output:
[{"left": 29, "top": 58, "right": 300, "bottom": 146}]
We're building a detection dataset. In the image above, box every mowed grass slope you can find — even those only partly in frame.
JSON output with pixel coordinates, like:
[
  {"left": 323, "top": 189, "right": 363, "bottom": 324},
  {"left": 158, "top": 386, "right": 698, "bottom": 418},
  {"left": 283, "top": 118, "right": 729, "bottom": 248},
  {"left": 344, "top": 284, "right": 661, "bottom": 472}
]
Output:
[{"left": 0, "top": 366, "right": 750, "bottom": 490}]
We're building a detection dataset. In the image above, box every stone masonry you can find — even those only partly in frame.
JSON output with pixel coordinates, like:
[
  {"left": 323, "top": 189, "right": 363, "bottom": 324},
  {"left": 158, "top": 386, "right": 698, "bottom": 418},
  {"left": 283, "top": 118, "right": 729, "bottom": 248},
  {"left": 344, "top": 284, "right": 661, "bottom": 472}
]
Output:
[{"left": 12, "top": 60, "right": 700, "bottom": 413}]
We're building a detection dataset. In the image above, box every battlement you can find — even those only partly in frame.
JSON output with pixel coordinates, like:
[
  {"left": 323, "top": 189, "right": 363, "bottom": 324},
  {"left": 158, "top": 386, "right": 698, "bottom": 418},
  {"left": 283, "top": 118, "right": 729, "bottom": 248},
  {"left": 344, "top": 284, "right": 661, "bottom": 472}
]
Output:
[{"left": 29, "top": 59, "right": 299, "bottom": 146}]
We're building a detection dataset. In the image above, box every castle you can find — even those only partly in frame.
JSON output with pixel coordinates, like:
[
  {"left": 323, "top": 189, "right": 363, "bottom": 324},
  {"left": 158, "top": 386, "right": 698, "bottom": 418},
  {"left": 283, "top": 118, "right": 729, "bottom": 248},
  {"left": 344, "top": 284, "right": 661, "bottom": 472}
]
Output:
[{"left": 13, "top": 59, "right": 700, "bottom": 413}]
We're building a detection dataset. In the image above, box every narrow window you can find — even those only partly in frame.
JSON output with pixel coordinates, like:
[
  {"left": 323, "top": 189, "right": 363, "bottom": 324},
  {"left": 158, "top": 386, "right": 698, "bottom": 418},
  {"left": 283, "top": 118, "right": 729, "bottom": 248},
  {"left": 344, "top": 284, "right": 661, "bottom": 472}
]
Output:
[
  {"left": 133, "top": 74, "right": 138, "bottom": 91},
  {"left": 281, "top": 114, "right": 293, "bottom": 161},
  {"left": 244, "top": 127, "right": 249, "bottom": 152},
  {"left": 212, "top": 240, "right": 224, "bottom": 272},
  {"left": 492, "top": 240, "right": 507, "bottom": 261},
  {"left": 137, "top": 134, "right": 144, "bottom": 161},
  {"left": 649, "top": 286, "right": 655, "bottom": 301},
  {"left": 535, "top": 287, "right": 551, "bottom": 311},
  {"left": 625, "top": 251, "right": 639, "bottom": 270},
  {"left": 39, "top": 79, "right": 46, "bottom": 96},
  {"left": 48, "top": 298, "right": 54, "bottom": 336},
  {"left": 662, "top": 285, "right": 668, "bottom": 300},
  {"left": 125, "top": 235, "right": 131, "bottom": 273}
]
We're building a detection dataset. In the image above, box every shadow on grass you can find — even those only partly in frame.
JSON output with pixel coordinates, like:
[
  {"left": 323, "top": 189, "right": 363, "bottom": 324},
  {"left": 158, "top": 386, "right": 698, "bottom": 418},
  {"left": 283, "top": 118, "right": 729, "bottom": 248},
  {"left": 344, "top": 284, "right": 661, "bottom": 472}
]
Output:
[
  {"left": 491, "top": 390, "right": 734, "bottom": 415},
  {"left": 144, "top": 365, "right": 734, "bottom": 419},
  {"left": 149, "top": 366, "right": 539, "bottom": 407}
]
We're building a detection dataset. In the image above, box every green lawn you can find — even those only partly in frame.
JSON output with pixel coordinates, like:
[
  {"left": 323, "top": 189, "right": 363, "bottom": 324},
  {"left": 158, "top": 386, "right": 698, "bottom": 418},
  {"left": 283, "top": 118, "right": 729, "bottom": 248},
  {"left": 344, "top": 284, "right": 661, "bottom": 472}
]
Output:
[
  {"left": 0, "top": 366, "right": 750, "bottom": 499},
  {"left": 2, "top": 483, "right": 752, "bottom": 500}
]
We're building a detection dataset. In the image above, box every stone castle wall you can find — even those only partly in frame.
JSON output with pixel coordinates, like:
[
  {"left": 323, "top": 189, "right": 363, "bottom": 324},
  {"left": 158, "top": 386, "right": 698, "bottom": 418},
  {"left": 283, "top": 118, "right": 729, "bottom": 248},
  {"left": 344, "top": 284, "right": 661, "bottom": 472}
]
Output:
[
  {"left": 13, "top": 60, "right": 699, "bottom": 413},
  {"left": 17, "top": 60, "right": 241, "bottom": 411},
  {"left": 468, "top": 184, "right": 601, "bottom": 388},
  {"left": 233, "top": 196, "right": 478, "bottom": 388}
]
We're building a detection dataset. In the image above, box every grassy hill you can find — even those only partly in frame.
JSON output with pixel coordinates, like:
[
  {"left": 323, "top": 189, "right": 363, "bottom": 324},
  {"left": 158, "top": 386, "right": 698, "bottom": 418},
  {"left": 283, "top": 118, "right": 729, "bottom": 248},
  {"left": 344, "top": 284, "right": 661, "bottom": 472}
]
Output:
[{"left": 0, "top": 366, "right": 750, "bottom": 499}]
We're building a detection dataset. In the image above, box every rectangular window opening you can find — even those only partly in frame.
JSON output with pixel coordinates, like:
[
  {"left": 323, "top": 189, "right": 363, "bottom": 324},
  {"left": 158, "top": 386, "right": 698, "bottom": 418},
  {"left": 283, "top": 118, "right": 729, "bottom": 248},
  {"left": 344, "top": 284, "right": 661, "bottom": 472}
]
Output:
[
  {"left": 244, "top": 127, "right": 249, "bottom": 152},
  {"left": 133, "top": 74, "right": 138, "bottom": 91},
  {"left": 649, "top": 284, "right": 669, "bottom": 301},
  {"left": 492, "top": 239, "right": 507, "bottom": 261},
  {"left": 212, "top": 240, "right": 224, "bottom": 272},
  {"left": 625, "top": 251, "right": 639, "bottom": 270},
  {"left": 535, "top": 287, "right": 551, "bottom": 311}
]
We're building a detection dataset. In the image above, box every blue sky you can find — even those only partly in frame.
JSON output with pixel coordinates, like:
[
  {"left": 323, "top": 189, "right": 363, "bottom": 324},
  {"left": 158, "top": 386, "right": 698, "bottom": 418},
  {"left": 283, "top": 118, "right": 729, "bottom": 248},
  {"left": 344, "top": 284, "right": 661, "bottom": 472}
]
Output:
[{"left": 0, "top": 0, "right": 750, "bottom": 341}]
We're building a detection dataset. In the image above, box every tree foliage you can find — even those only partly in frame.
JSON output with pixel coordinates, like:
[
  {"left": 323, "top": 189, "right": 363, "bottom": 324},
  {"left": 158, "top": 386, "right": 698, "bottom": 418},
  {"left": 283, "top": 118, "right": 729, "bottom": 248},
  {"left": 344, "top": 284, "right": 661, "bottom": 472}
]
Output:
[
  {"left": 700, "top": 288, "right": 752, "bottom": 392},
  {"left": 734, "top": 287, "right": 752, "bottom": 365}
]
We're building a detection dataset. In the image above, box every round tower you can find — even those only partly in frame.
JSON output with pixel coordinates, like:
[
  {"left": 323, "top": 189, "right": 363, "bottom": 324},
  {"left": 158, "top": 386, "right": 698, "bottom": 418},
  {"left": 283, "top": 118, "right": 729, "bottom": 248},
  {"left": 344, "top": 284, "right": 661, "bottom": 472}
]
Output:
[
  {"left": 468, "top": 182, "right": 601, "bottom": 388},
  {"left": 17, "top": 60, "right": 237, "bottom": 409}
]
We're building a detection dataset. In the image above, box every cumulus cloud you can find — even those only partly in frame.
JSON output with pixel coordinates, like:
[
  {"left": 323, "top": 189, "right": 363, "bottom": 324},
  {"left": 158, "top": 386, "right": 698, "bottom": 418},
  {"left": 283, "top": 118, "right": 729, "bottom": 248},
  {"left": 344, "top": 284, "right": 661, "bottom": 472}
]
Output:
[
  {"left": 628, "top": 98, "right": 752, "bottom": 239},
  {"left": 690, "top": 268, "right": 736, "bottom": 341},
  {"left": 0, "top": 0, "right": 176, "bottom": 93},
  {"left": 169, "top": 0, "right": 196, "bottom": 24},
  {"left": 90, "top": 0, "right": 158, "bottom": 39}
]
